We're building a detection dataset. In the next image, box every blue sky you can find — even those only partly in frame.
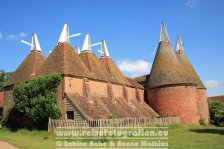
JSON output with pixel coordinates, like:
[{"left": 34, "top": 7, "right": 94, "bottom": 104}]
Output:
[{"left": 0, "top": 0, "right": 223, "bottom": 96}]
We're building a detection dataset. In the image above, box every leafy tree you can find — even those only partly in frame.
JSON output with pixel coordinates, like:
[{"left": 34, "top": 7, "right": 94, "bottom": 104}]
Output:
[
  {"left": 0, "top": 70, "right": 13, "bottom": 91},
  {"left": 12, "top": 73, "right": 62, "bottom": 128},
  {"left": 208, "top": 100, "right": 224, "bottom": 127}
]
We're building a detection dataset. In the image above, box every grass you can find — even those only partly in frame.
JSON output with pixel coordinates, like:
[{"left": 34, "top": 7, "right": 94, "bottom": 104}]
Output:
[
  {"left": 0, "top": 128, "right": 55, "bottom": 149},
  {"left": 0, "top": 125, "right": 223, "bottom": 149},
  {"left": 168, "top": 125, "right": 224, "bottom": 149}
]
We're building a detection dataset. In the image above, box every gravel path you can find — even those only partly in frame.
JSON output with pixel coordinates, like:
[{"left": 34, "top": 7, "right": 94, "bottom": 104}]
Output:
[{"left": 0, "top": 141, "right": 18, "bottom": 149}]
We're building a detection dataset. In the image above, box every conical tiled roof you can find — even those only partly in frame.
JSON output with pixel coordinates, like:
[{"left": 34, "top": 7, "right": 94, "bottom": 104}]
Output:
[
  {"left": 175, "top": 36, "right": 205, "bottom": 89},
  {"left": 99, "top": 57, "right": 131, "bottom": 86},
  {"left": 147, "top": 23, "right": 190, "bottom": 89},
  {"left": 98, "top": 40, "right": 132, "bottom": 86},
  {"left": 5, "top": 51, "right": 46, "bottom": 86},
  {"left": 79, "top": 34, "right": 115, "bottom": 82},
  {"left": 79, "top": 52, "right": 112, "bottom": 82},
  {"left": 38, "top": 43, "right": 94, "bottom": 79}
]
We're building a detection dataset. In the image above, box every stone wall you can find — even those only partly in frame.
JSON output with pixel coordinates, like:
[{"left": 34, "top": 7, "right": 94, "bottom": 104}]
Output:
[{"left": 147, "top": 85, "right": 199, "bottom": 125}]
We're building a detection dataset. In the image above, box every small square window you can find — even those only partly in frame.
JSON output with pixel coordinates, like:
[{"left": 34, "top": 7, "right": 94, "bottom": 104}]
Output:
[{"left": 66, "top": 111, "right": 74, "bottom": 119}]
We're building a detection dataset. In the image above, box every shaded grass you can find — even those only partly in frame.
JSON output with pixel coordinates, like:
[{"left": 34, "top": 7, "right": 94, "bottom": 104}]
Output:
[
  {"left": 0, "top": 128, "right": 55, "bottom": 149},
  {"left": 0, "top": 125, "right": 223, "bottom": 149}
]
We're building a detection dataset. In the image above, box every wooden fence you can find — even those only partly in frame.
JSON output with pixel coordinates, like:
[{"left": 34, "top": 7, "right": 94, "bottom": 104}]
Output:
[{"left": 48, "top": 117, "right": 181, "bottom": 134}]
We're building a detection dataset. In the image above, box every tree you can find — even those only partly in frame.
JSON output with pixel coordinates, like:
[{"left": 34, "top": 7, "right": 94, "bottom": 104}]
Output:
[
  {"left": 0, "top": 70, "right": 13, "bottom": 91},
  {"left": 208, "top": 100, "right": 224, "bottom": 127},
  {"left": 12, "top": 73, "right": 62, "bottom": 128}
]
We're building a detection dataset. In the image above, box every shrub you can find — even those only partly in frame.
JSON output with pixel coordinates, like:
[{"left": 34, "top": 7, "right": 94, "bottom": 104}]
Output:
[
  {"left": 208, "top": 100, "right": 224, "bottom": 127},
  {"left": 11, "top": 73, "right": 62, "bottom": 129},
  {"left": 109, "top": 113, "right": 119, "bottom": 119}
]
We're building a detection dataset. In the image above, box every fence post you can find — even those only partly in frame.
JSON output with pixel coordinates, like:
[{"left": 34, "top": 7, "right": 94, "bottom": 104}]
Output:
[{"left": 48, "top": 117, "right": 51, "bottom": 134}]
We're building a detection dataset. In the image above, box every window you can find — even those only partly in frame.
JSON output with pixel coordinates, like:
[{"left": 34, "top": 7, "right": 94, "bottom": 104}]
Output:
[{"left": 66, "top": 111, "right": 74, "bottom": 119}]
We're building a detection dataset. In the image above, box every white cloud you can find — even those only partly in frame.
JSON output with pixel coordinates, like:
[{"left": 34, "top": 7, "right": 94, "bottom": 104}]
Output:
[
  {"left": 0, "top": 33, "right": 2, "bottom": 39},
  {"left": 204, "top": 80, "right": 222, "bottom": 88},
  {"left": 19, "top": 32, "right": 27, "bottom": 37},
  {"left": 186, "top": 0, "right": 199, "bottom": 8},
  {"left": 129, "top": 73, "right": 147, "bottom": 78},
  {"left": 117, "top": 59, "right": 151, "bottom": 77},
  {"left": 6, "top": 32, "right": 28, "bottom": 40},
  {"left": 7, "top": 34, "right": 16, "bottom": 40}
]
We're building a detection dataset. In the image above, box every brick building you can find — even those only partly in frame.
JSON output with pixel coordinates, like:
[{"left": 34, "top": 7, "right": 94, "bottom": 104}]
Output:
[
  {"left": 0, "top": 92, "right": 3, "bottom": 116},
  {"left": 3, "top": 23, "right": 209, "bottom": 125}
]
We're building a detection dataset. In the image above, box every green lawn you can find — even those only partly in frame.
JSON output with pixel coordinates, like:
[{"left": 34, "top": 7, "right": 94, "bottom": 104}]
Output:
[
  {"left": 0, "top": 125, "right": 223, "bottom": 149},
  {"left": 168, "top": 125, "right": 224, "bottom": 149}
]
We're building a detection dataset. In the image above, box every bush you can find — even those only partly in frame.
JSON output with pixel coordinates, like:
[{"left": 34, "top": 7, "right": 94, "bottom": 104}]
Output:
[
  {"left": 0, "top": 70, "right": 12, "bottom": 91},
  {"left": 109, "top": 113, "right": 119, "bottom": 119},
  {"left": 11, "top": 73, "right": 62, "bottom": 129},
  {"left": 208, "top": 100, "right": 224, "bottom": 127}
]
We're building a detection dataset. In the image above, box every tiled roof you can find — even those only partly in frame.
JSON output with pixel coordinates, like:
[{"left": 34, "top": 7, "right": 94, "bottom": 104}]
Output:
[
  {"left": 5, "top": 51, "right": 46, "bottom": 86},
  {"left": 37, "top": 43, "right": 94, "bottom": 79},
  {"left": 208, "top": 95, "right": 224, "bottom": 102},
  {"left": 147, "top": 41, "right": 192, "bottom": 89},
  {"left": 99, "top": 57, "right": 132, "bottom": 86},
  {"left": 176, "top": 48, "right": 205, "bottom": 89},
  {"left": 66, "top": 93, "right": 159, "bottom": 120},
  {"left": 126, "top": 77, "right": 144, "bottom": 89},
  {"left": 134, "top": 74, "right": 150, "bottom": 88},
  {"left": 79, "top": 52, "right": 112, "bottom": 82}
]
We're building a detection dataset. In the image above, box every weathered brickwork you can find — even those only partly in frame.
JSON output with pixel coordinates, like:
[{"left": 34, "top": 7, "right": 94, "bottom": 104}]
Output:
[
  {"left": 127, "top": 87, "right": 136, "bottom": 99},
  {"left": 57, "top": 81, "right": 66, "bottom": 119},
  {"left": 138, "top": 89, "right": 144, "bottom": 102},
  {"left": 64, "top": 77, "right": 84, "bottom": 95},
  {"left": 64, "top": 76, "right": 144, "bottom": 102},
  {"left": 147, "top": 85, "right": 199, "bottom": 125},
  {"left": 88, "top": 80, "right": 108, "bottom": 97},
  {"left": 3, "top": 88, "right": 14, "bottom": 114},
  {"left": 112, "top": 84, "right": 123, "bottom": 98},
  {"left": 197, "top": 89, "right": 210, "bottom": 124}
]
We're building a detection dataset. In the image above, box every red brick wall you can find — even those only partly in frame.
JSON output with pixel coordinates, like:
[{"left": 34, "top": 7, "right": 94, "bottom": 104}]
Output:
[
  {"left": 57, "top": 81, "right": 66, "bottom": 119},
  {"left": 64, "top": 76, "right": 144, "bottom": 102},
  {"left": 197, "top": 89, "right": 210, "bottom": 124},
  {"left": 127, "top": 87, "right": 136, "bottom": 99},
  {"left": 3, "top": 89, "right": 14, "bottom": 113},
  {"left": 147, "top": 85, "right": 199, "bottom": 125},
  {"left": 88, "top": 80, "right": 107, "bottom": 97},
  {"left": 112, "top": 84, "right": 123, "bottom": 98},
  {"left": 64, "top": 77, "right": 83, "bottom": 95},
  {"left": 137, "top": 89, "right": 144, "bottom": 102}
]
